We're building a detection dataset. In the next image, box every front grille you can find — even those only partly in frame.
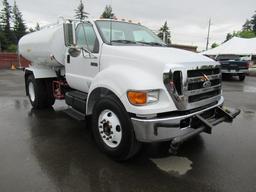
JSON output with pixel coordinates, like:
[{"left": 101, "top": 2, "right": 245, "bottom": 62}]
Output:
[
  {"left": 187, "top": 68, "right": 220, "bottom": 78},
  {"left": 186, "top": 67, "right": 222, "bottom": 103},
  {"left": 188, "top": 79, "right": 221, "bottom": 91},
  {"left": 163, "top": 67, "right": 222, "bottom": 110},
  {"left": 188, "top": 90, "right": 221, "bottom": 103}
]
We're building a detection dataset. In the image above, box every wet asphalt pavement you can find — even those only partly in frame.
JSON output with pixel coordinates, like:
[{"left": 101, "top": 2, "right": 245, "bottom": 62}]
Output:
[{"left": 0, "top": 70, "right": 256, "bottom": 192}]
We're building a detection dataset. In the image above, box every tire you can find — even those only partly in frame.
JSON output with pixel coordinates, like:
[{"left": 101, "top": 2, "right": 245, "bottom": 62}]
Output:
[
  {"left": 45, "top": 79, "right": 56, "bottom": 106},
  {"left": 239, "top": 74, "right": 246, "bottom": 81},
  {"left": 222, "top": 74, "right": 230, "bottom": 80},
  {"left": 27, "top": 75, "right": 55, "bottom": 109},
  {"left": 92, "top": 96, "right": 141, "bottom": 161}
]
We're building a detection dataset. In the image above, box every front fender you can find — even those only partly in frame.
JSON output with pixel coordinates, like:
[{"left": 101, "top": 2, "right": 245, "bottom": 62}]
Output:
[{"left": 87, "top": 65, "right": 176, "bottom": 115}]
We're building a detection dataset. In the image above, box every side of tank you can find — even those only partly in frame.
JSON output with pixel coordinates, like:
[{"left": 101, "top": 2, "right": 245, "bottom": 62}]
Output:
[{"left": 19, "top": 24, "right": 67, "bottom": 67}]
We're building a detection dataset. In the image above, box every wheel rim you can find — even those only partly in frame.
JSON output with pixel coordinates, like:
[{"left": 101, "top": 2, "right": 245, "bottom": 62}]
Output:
[
  {"left": 98, "top": 109, "right": 122, "bottom": 148},
  {"left": 28, "top": 81, "right": 35, "bottom": 102}
]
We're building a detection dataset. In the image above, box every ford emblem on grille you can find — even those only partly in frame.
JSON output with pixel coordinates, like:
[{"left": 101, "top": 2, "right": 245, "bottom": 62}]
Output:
[{"left": 203, "top": 80, "right": 212, "bottom": 88}]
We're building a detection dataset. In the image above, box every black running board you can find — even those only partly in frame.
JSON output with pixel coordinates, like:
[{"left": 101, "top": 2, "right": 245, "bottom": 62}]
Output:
[{"left": 65, "top": 91, "right": 88, "bottom": 114}]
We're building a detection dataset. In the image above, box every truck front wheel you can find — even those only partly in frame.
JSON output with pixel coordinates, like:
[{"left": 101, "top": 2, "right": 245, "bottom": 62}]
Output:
[
  {"left": 27, "top": 75, "right": 55, "bottom": 109},
  {"left": 92, "top": 96, "right": 141, "bottom": 161}
]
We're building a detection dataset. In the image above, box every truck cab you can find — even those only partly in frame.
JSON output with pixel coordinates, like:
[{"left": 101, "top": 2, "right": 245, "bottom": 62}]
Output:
[{"left": 19, "top": 18, "right": 240, "bottom": 161}]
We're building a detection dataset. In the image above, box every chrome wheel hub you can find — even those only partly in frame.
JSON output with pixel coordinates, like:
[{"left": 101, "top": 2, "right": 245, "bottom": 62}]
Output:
[{"left": 98, "top": 109, "right": 122, "bottom": 148}]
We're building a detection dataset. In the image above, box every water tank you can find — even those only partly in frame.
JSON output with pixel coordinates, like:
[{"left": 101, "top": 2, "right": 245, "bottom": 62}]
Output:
[{"left": 19, "top": 24, "right": 66, "bottom": 67}]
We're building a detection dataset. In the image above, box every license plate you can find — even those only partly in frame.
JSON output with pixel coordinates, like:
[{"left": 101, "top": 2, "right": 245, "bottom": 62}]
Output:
[{"left": 230, "top": 70, "right": 236, "bottom": 73}]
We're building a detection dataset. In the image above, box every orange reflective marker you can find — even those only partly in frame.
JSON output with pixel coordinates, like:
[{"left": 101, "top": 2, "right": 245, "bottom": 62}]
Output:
[{"left": 127, "top": 91, "right": 147, "bottom": 105}]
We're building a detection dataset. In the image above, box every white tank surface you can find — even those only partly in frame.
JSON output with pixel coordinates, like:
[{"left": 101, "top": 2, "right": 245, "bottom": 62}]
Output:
[{"left": 19, "top": 24, "right": 66, "bottom": 67}]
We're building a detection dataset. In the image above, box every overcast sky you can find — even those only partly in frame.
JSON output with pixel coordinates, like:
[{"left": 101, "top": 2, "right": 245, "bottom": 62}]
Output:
[{"left": 5, "top": 0, "right": 256, "bottom": 50}]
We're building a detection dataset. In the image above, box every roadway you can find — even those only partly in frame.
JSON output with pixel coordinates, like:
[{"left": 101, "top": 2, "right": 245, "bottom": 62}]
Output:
[{"left": 0, "top": 70, "right": 255, "bottom": 192}]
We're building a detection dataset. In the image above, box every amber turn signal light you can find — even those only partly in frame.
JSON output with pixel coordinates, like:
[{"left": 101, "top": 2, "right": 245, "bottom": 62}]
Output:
[{"left": 127, "top": 91, "right": 147, "bottom": 105}]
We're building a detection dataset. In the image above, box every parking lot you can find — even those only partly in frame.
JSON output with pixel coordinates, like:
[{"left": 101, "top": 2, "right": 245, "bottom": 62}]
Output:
[{"left": 0, "top": 69, "right": 256, "bottom": 192}]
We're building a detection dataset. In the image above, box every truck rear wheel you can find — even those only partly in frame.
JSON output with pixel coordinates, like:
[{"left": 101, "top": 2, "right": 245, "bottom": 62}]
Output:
[
  {"left": 92, "top": 96, "right": 141, "bottom": 161},
  {"left": 27, "top": 75, "right": 55, "bottom": 109},
  {"left": 239, "top": 74, "right": 246, "bottom": 81}
]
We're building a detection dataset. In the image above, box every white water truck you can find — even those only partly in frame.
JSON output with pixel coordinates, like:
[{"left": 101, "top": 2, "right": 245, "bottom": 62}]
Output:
[{"left": 19, "top": 18, "right": 240, "bottom": 161}]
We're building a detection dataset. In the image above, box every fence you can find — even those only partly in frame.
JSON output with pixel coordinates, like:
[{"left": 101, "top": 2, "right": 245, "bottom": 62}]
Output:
[{"left": 0, "top": 53, "right": 31, "bottom": 69}]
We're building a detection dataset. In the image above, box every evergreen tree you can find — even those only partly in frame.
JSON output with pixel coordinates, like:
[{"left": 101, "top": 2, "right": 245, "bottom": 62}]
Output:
[
  {"left": 157, "top": 21, "right": 171, "bottom": 45},
  {"left": 225, "top": 11, "right": 256, "bottom": 42},
  {"left": 101, "top": 5, "right": 114, "bottom": 19},
  {"left": 28, "top": 27, "right": 35, "bottom": 33},
  {"left": 13, "top": 1, "right": 26, "bottom": 42},
  {"left": 75, "top": 0, "right": 88, "bottom": 20},
  {"left": 0, "top": 25, "right": 4, "bottom": 51},
  {"left": 35, "top": 22, "right": 40, "bottom": 31},
  {"left": 242, "top": 19, "right": 252, "bottom": 31},
  {"left": 0, "top": 0, "right": 12, "bottom": 50},
  {"left": 211, "top": 42, "right": 219, "bottom": 48},
  {"left": 251, "top": 11, "right": 256, "bottom": 33},
  {"left": 225, "top": 33, "right": 233, "bottom": 42}
]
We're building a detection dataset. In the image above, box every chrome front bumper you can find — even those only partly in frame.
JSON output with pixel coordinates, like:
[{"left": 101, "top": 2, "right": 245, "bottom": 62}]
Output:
[{"left": 131, "top": 97, "right": 240, "bottom": 143}]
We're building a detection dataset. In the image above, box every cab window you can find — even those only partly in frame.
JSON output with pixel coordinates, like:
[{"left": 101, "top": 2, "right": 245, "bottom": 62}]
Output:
[{"left": 76, "top": 23, "right": 99, "bottom": 53}]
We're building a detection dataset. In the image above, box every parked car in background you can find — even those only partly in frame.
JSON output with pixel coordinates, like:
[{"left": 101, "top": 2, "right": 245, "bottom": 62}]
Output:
[{"left": 215, "top": 55, "right": 250, "bottom": 81}]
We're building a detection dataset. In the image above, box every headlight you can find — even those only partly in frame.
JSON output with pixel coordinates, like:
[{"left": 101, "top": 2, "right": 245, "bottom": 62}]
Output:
[{"left": 127, "top": 90, "right": 159, "bottom": 106}]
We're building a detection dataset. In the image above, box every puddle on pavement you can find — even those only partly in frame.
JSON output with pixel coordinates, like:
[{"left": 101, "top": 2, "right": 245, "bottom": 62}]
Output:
[{"left": 151, "top": 156, "right": 193, "bottom": 175}]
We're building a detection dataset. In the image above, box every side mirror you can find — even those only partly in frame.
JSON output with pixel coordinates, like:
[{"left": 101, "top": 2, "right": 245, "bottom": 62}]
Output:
[
  {"left": 63, "top": 23, "right": 75, "bottom": 47},
  {"left": 68, "top": 47, "right": 81, "bottom": 57}
]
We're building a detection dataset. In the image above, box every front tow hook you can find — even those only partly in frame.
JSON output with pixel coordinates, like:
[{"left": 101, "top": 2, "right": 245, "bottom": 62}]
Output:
[{"left": 168, "top": 106, "right": 241, "bottom": 155}]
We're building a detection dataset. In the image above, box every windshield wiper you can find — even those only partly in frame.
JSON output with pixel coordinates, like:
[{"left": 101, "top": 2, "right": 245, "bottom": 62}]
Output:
[
  {"left": 110, "top": 40, "right": 166, "bottom": 47},
  {"left": 111, "top": 40, "right": 137, "bottom": 44},
  {"left": 136, "top": 41, "right": 167, "bottom": 47}
]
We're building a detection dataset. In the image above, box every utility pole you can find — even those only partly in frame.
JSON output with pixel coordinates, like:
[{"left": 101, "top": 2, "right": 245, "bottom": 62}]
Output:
[{"left": 206, "top": 18, "right": 211, "bottom": 50}]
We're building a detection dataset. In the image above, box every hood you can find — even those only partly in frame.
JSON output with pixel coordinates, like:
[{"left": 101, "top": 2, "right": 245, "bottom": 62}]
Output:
[{"left": 101, "top": 45, "right": 219, "bottom": 73}]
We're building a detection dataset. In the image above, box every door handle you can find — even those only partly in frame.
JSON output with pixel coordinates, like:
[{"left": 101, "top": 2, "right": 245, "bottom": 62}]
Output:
[
  {"left": 91, "top": 62, "right": 98, "bottom": 67},
  {"left": 67, "top": 55, "right": 70, "bottom": 64}
]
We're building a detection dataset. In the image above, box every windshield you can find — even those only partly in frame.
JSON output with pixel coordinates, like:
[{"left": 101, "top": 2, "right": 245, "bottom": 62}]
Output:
[{"left": 95, "top": 20, "right": 166, "bottom": 47}]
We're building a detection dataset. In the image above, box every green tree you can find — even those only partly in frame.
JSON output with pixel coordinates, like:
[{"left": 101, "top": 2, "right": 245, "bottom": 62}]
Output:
[
  {"left": 251, "top": 11, "right": 256, "bottom": 33},
  {"left": 28, "top": 27, "right": 35, "bottom": 33},
  {"left": 225, "top": 30, "right": 255, "bottom": 42},
  {"left": 225, "top": 32, "right": 234, "bottom": 42},
  {"left": 211, "top": 42, "right": 219, "bottom": 48},
  {"left": 157, "top": 21, "right": 171, "bottom": 45},
  {"left": 242, "top": 19, "right": 252, "bottom": 31},
  {"left": 101, "top": 5, "right": 114, "bottom": 19},
  {"left": 35, "top": 22, "right": 40, "bottom": 31},
  {"left": 28, "top": 23, "right": 40, "bottom": 33},
  {"left": 225, "top": 11, "right": 256, "bottom": 42},
  {"left": 0, "top": 25, "right": 4, "bottom": 51},
  {"left": 238, "top": 30, "right": 256, "bottom": 38},
  {"left": 13, "top": 1, "right": 26, "bottom": 42},
  {"left": 75, "top": 0, "right": 88, "bottom": 20},
  {"left": 0, "top": 0, "right": 13, "bottom": 50}
]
